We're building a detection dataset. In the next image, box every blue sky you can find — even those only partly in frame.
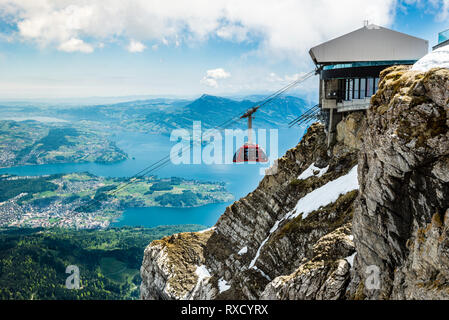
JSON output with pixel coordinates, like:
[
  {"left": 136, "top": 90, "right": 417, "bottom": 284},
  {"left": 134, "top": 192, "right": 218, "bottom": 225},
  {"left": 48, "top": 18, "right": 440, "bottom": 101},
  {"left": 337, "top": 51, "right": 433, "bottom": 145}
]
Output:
[
  {"left": 393, "top": 1, "right": 448, "bottom": 46},
  {"left": 0, "top": 0, "right": 447, "bottom": 101}
]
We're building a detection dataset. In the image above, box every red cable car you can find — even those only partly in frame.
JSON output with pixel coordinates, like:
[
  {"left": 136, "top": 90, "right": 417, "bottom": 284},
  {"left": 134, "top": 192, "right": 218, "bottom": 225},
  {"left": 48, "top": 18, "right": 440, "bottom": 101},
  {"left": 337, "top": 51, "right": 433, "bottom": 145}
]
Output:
[
  {"left": 233, "top": 143, "right": 268, "bottom": 163},
  {"left": 233, "top": 106, "right": 269, "bottom": 163}
]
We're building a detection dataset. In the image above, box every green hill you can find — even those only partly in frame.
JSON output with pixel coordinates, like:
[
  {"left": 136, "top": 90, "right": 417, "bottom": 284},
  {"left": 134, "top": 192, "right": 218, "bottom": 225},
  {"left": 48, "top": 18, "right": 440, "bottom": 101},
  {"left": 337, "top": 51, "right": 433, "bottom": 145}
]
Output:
[{"left": 0, "top": 225, "right": 205, "bottom": 300}]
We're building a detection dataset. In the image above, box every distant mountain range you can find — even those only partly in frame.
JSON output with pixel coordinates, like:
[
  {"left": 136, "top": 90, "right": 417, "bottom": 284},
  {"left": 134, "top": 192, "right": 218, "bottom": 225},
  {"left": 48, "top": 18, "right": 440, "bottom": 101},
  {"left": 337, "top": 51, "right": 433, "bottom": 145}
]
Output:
[
  {"left": 1, "top": 94, "right": 315, "bottom": 135},
  {"left": 151, "top": 94, "right": 313, "bottom": 131}
]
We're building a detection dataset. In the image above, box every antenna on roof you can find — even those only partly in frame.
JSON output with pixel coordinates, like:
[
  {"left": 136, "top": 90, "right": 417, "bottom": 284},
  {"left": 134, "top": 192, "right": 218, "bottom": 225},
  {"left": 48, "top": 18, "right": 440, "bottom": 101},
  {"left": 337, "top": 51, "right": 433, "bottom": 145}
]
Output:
[{"left": 364, "top": 20, "right": 369, "bottom": 27}]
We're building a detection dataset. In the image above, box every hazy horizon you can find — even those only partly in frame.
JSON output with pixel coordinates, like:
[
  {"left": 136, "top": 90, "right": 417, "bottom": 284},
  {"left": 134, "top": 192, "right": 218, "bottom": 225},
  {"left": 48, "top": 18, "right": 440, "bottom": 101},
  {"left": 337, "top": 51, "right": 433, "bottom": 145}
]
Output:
[{"left": 0, "top": 92, "right": 318, "bottom": 107}]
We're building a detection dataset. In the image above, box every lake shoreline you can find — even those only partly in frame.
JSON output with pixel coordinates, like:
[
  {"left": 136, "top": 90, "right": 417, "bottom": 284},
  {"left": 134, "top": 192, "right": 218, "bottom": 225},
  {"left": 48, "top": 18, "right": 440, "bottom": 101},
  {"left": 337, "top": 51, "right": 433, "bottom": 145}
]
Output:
[{"left": 0, "top": 127, "right": 306, "bottom": 229}]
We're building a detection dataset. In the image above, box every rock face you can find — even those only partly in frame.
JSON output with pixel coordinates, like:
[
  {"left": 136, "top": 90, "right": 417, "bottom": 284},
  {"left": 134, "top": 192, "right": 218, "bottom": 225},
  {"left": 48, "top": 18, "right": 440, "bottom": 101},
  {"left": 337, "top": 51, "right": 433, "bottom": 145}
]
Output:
[
  {"left": 140, "top": 230, "right": 217, "bottom": 300},
  {"left": 336, "top": 111, "right": 366, "bottom": 151},
  {"left": 140, "top": 66, "right": 449, "bottom": 300},
  {"left": 352, "top": 66, "right": 449, "bottom": 299},
  {"left": 141, "top": 122, "right": 360, "bottom": 300},
  {"left": 261, "top": 224, "right": 354, "bottom": 300}
]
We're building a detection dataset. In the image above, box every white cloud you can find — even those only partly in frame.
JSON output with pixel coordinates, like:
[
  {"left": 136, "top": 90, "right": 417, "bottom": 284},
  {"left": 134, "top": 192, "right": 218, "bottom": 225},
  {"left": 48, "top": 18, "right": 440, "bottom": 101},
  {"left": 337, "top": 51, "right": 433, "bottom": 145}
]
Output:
[
  {"left": 437, "top": 0, "right": 449, "bottom": 21},
  {"left": 58, "top": 38, "right": 93, "bottom": 53},
  {"left": 206, "top": 68, "right": 231, "bottom": 80},
  {"left": 216, "top": 24, "right": 248, "bottom": 42},
  {"left": 202, "top": 68, "right": 231, "bottom": 87},
  {"left": 127, "top": 39, "right": 146, "bottom": 53},
  {"left": 202, "top": 78, "right": 218, "bottom": 88},
  {"left": 267, "top": 72, "right": 282, "bottom": 82},
  {"left": 0, "top": 0, "right": 398, "bottom": 60},
  {"left": 266, "top": 72, "right": 310, "bottom": 85},
  {"left": 284, "top": 72, "right": 311, "bottom": 82}
]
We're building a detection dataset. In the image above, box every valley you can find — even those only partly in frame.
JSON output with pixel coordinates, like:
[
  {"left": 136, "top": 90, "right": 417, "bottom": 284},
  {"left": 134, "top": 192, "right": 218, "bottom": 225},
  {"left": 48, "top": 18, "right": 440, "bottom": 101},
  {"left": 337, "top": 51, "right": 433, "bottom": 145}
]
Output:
[
  {"left": 0, "top": 94, "right": 309, "bottom": 301},
  {"left": 0, "top": 172, "right": 233, "bottom": 229},
  {"left": 0, "top": 94, "right": 309, "bottom": 230},
  {"left": 0, "top": 226, "right": 206, "bottom": 300}
]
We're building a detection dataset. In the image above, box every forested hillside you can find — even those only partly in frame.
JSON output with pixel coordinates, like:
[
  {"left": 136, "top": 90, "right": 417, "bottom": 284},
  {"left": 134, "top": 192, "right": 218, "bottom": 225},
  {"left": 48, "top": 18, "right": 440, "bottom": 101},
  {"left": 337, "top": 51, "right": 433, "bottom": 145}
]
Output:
[{"left": 0, "top": 225, "right": 205, "bottom": 300}]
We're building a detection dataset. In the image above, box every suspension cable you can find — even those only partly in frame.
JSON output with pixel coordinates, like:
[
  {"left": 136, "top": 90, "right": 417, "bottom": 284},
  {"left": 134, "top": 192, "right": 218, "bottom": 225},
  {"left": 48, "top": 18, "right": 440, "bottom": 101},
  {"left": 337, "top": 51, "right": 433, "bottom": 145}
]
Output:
[{"left": 71, "top": 70, "right": 317, "bottom": 214}]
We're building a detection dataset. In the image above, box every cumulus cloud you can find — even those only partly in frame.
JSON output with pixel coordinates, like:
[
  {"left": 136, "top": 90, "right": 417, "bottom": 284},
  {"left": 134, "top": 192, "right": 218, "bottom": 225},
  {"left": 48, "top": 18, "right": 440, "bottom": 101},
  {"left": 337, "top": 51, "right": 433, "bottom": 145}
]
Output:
[
  {"left": 0, "top": 0, "right": 397, "bottom": 59},
  {"left": 437, "top": 0, "right": 449, "bottom": 21},
  {"left": 216, "top": 24, "right": 248, "bottom": 42},
  {"left": 127, "top": 39, "right": 146, "bottom": 53},
  {"left": 206, "top": 68, "right": 231, "bottom": 80},
  {"left": 58, "top": 38, "right": 93, "bottom": 53},
  {"left": 202, "top": 68, "right": 231, "bottom": 88}
]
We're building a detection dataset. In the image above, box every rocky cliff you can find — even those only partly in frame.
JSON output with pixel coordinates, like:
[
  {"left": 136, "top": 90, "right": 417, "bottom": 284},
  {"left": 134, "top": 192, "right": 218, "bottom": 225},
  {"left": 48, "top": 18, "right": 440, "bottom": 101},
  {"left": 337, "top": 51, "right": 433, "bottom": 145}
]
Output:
[
  {"left": 351, "top": 66, "right": 449, "bottom": 299},
  {"left": 140, "top": 66, "right": 449, "bottom": 300},
  {"left": 141, "top": 120, "right": 361, "bottom": 300}
]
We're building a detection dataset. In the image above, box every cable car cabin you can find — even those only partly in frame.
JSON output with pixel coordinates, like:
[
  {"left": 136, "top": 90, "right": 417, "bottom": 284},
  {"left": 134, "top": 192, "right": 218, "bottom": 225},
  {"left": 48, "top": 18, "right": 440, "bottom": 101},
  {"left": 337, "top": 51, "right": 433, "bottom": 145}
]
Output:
[
  {"left": 233, "top": 144, "right": 268, "bottom": 163},
  {"left": 233, "top": 105, "right": 268, "bottom": 163}
]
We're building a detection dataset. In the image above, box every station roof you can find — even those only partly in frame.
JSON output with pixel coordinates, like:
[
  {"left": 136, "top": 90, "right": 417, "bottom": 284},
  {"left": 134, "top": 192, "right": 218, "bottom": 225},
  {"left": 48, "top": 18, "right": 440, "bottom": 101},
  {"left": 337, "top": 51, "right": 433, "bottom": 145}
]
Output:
[{"left": 309, "top": 24, "right": 428, "bottom": 66}]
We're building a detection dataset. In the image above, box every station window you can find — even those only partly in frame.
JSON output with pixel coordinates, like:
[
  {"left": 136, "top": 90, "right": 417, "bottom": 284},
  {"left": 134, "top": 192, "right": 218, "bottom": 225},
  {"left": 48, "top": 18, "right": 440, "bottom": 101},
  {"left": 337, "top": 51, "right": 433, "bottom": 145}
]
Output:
[
  {"left": 360, "top": 78, "right": 366, "bottom": 98},
  {"left": 354, "top": 78, "right": 359, "bottom": 99},
  {"left": 342, "top": 77, "right": 381, "bottom": 101},
  {"left": 345, "top": 79, "right": 349, "bottom": 100},
  {"left": 348, "top": 79, "right": 353, "bottom": 100},
  {"left": 367, "top": 78, "right": 374, "bottom": 97}
]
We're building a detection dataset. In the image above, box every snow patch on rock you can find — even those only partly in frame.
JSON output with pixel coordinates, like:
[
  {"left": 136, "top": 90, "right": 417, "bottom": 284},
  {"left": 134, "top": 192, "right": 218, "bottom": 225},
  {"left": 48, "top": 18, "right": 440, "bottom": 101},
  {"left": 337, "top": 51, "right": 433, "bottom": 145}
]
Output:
[
  {"left": 346, "top": 252, "right": 356, "bottom": 267},
  {"left": 195, "top": 265, "right": 211, "bottom": 279},
  {"left": 218, "top": 278, "right": 231, "bottom": 293},
  {"left": 249, "top": 237, "right": 270, "bottom": 269},
  {"left": 298, "top": 163, "right": 329, "bottom": 180},
  {"left": 248, "top": 166, "right": 359, "bottom": 271},
  {"left": 412, "top": 44, "right": 449, "bottom": 72},
  {"left": 290, "top": 165, "right": 359, "bottom": 219}
]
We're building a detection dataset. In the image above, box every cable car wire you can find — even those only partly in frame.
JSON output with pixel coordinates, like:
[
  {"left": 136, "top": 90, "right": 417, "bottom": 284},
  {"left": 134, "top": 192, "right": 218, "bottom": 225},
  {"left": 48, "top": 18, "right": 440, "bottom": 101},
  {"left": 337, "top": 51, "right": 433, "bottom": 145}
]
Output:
[
  {"left": 288, "top": 104, "right": 320, "bottom": 127},
  {"left": 71, "top": 69, "right": 316, "bottom": 214}
]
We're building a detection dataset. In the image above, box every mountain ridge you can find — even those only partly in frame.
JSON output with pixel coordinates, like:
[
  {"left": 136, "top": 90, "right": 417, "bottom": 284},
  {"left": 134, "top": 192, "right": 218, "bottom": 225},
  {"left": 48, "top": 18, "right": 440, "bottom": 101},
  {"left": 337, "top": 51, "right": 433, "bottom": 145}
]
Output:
[{"left": 16, "top": 94, "right": 314, "bottom": 135}]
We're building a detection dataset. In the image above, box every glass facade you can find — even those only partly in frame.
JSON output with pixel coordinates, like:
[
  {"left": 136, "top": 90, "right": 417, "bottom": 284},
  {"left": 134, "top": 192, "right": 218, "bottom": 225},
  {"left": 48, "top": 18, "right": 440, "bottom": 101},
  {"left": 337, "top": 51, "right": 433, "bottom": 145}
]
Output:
[
  {"left": 354, "top": 78, "right": 359, "bottom": 99},
  {"left": 323, "top": 60, "right": 417, "bottom": 70},
  {"left": 439, "top": 29, "right": 449, "bottom": 44},
  {"left": 360, "top": 78, "right": 366, "bottom": 98},
  {"left": 367, "top": 78, "right": 374, "bottom": 97},
  {"left": 343, "top": 77, "right": 379, "bottom": 101}
]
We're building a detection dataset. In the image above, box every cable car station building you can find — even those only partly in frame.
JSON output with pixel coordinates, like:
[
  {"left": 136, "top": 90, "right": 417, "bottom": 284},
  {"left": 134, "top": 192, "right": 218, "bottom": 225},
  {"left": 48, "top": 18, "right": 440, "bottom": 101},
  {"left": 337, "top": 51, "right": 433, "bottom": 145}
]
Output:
[{"left": 309, "top": 24, "right": 428, "bottom": 145}]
